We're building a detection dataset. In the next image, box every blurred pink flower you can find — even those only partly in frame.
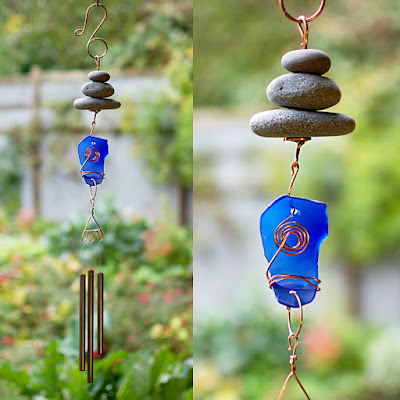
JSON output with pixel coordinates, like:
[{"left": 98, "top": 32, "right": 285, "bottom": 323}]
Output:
[
  {"left": 139, "top": 293, "right": 150, "bottom": 304},
  {"left": 163, "top": 291, "right": 174, "bottom": 304},
  {"left": 0, "top": 275, "right": 11, "bottom": 286},
  {"left": 303, "top": 326, "right": 342, "bottom": 367},
  {"left": 2, "top": 336, "right": 13, "bottom": 346},
  {"left": 16, "top": 209, "right": 34, "bottom": 229},
  {"left": 128, "top": 335, "right": 137, "bottom": 343},
  {"left": 94, "top": 345, "right": 108, "bottom": 359}
]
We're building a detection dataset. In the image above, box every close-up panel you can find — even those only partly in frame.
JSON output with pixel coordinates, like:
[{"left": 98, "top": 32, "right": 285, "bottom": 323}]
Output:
[
  {"left": 0, "top": 1, "right": 193, "bottom": 398},
  {"left": 194, "top": 0, "right": 400, "bottom": 399}
]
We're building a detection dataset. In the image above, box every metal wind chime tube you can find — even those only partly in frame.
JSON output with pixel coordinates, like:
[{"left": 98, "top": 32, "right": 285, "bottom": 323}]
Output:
[
  {"left": 249, "top": 1, "right": 355, "bottom": 398},
  {"left": 73, "top": 1, "right": 121, "bottom": 384}
]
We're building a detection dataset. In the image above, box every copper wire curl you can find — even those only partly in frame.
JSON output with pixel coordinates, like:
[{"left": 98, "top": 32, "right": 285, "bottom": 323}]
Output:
[
  {"left": 279, "top": 0, "right": 325, "bottom": 23},
  {"left": 74, "top": 3, "right": 108, "bottom": 66}
]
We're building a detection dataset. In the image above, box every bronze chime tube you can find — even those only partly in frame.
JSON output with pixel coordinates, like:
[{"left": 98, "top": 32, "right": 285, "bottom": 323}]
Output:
[
  {"left": 87, "top": 269, "right": 94, "bottom": 383},
  {"left": 79, "top": 274, "right": 86, "bottom": 371},
  {"left": 97, "top": 272, "right": 104, "bottom": 356}
]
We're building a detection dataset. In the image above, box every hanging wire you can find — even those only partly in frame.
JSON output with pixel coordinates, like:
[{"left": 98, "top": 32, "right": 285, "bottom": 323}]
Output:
[
  {"left": 277, "top": 292, "right": 311, "bottom": 400},
  {"left": 285, "top": 138, "right": 310, "bottom": 196}
]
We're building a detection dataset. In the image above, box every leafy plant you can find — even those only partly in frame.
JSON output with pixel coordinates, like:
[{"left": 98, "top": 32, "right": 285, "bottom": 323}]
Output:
[{"left": 0, "top": 342, "right": 192, "bottom": 400}]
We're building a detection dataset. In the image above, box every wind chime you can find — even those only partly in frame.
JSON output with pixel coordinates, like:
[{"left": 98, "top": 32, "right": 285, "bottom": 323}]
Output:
[
  {"left": 250, "top": 1, "right": 355, "bottom": 398},
  {"left": 73, "top": 1, "right": 121, "bottom": 383}
]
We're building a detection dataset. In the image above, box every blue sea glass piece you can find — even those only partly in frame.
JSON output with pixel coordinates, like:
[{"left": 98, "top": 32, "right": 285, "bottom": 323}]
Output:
[
  {"left": 78, "top": 136, "right": 108, "bottom": 186},
  {"left": 260, "top": 195, "right": 328, "bottom": 308}
]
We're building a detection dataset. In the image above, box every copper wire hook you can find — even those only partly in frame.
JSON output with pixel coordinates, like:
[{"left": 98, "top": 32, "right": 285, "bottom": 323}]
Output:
[
  {"left": 74, "top": 3, "right": 108, "bottom": 62},
  {"left": 277, "top": 292, "right": 311, "bottom": 400},
  {"left": 279, "top": 0, "right": 325, "bottom": 23},
  {"left": 285, "top": 138, "right": 310, "bottom": 196}
]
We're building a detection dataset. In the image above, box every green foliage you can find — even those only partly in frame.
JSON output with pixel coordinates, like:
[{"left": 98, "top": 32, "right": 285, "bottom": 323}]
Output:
[
  {"left": 0, "top": 0, "right": 192, "bottom": 74},
  {"left": 0, "top": 342, "right": 192, "bottom": 400},
  {"left": 0, "top": 139, "right": 22, "bottom": 213},
  {"left": 0, "top": 208, "right": 192, "bottom": 395},
  {"left": 47, "top": 204, "right": 149, "bottom": 268},
  {"left": 121, "top": 45, "right": 193, "bottom": 188},
  {"left": 195, "top": 311, "right": 377, "bottom": 399}
]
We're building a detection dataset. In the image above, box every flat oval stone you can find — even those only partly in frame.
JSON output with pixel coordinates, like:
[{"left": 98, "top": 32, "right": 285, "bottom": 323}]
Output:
[
  {"left": 88, "top": 70, "right": 110, "bottom": 82},
  {"left": 250, "top": 109, "right": 355, "bottom": 137},
  {"left": 267, "top": 73, "right": 341, "bottom": 110},
  {"left": 82, "top": 81, "right": 114, "bottom": 98},
  {"left": 73, "top": 97, "right": 121, "bottom": 110},
  {"left": 281, "top": 49, "right": 331, "bottom": 75}
]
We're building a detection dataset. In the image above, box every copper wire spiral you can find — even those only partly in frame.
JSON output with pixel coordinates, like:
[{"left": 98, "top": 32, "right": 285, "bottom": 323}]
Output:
[
  {"left": 84, "top": 147, "right": 101, "bottom": 163},
  {"left": 266, "top": 213, "right": 321, "bottom": 291},
  {"left": 274, "top": 216, "right": 309, "bottom": 256}
]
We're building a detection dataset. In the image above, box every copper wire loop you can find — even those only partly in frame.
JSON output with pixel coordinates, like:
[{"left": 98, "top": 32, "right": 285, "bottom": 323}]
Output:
[
  {"left": 265, "top": 212, "right": 321, "bottom": 292},
  {"left": 297, "top": 15, "right": 309, "bottom": 49},
  {"left": 285, "top": 138, "right": 310, "bottom": 196},
  {"left": 279, "top": 0, "right": 326, "bottom": 23},
  {"left": 74, "top": 3, "right": 108, "bottom": 61},
  {"left": 277, "top": 291, "right": 311, "bottom": 400}
]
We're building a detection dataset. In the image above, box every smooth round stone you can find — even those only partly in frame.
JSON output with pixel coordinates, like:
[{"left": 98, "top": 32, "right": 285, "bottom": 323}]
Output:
[
  {"left": 88, "top": 70, "right": 110, "bottom": 82},
  {"left": 250, "top": 109, "right": 355, "bottom": 137},
  {"left": 267, "top": 73, "right": 341, "bottom": 110},
  {"left": 82, "top": 81, "right": 114, "bottom": 98},
  {"left": 73, "top": 97, "right": 121, "bottom": 110},
  {"left": 281, "top": 49, "right": 331, "bottom": 75}
]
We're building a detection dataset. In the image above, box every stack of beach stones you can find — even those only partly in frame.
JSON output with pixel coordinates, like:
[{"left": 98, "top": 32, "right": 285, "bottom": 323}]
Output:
[
  {"left": 74, "top": 70, "right": 121, "bottom": 111},
  {"left": 250, "top": 49, "right": 355, "bottom": 137}
]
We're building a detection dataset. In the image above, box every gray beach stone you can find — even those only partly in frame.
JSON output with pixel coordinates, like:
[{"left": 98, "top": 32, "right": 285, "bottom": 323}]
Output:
[
  {"left": 73, "top": 97, "right": 121, "bottom": 110},
  {"left": 88, "top": 70, "right": 110, "bottom": 82},
  {"left": 82, "top": 81, "right": 115, "bottom": 98},
  {"left": 250, "top": 109, "right": 355, "bottom": 137},
  {"left": 281, "top": 49, "right": 331, "bottom": 75},
  {"left": 267, "top": 73, "right": 341, "bottom": 110}
]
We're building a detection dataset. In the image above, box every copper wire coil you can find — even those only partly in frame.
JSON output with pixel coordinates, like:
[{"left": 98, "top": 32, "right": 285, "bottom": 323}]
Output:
[
  {"left": 266, "top": 214, "right": 319, "bottom": 291},
  {"left": 274, "top": 217, "right": 309, "bottom": 256},
  {"left": 84, "top": 147, "right": 101, "bottom": 163},
  {"left": 268, "top": 273, "right": 321, "bottom": 291}
]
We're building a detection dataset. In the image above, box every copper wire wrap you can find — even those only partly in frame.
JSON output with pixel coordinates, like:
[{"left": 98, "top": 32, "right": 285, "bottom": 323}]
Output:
[
  {"left": 285, "top": 138, "right": 310, "bottom": 196},
  {"left": 266, "top": 212, "right": 321, "bottom": 291},
  {"left": 79, "top": 274, "right": 86, "bottom": 371},
  {"left": 87, "top": 270, "right": 94, "bottom": 383},
  {"left": 81, "top": 181, "right": 104, "bottom": 242},
  {"left": 97, "top": 272, "right": 104, "bottom": 356},
  {"left": 278, "top": 291, "right": 311, "bottom": 400},
  {"left": 74, "top": 3, "right": 108, "bottom": 67},
  {"left": 279, "top": 0, "right": 325, "bottom": 49}
]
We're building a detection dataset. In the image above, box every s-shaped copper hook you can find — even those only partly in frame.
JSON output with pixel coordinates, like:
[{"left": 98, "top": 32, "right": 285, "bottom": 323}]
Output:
[{"left": 74, "top": 3, "right": 108, "bottom": 69}]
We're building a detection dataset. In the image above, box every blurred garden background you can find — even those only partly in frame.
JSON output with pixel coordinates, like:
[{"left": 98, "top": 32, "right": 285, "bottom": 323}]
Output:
[
  {"left": 0, "top": 1, "right": 192, "bottom": 399},
  {"left": 194, "top": 0, "right": 400, "bottom": 399}
]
